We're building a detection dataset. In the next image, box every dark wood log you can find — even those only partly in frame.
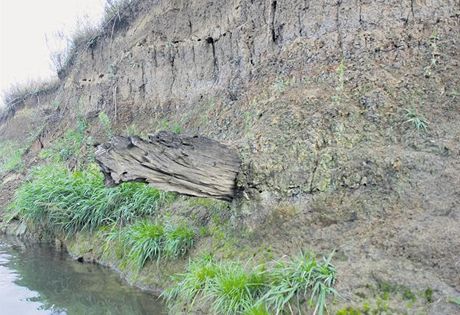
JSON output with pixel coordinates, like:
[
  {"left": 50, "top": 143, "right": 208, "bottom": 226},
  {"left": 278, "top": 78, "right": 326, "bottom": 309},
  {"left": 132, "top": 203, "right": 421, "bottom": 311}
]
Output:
[{"left": 95, "top": 131, "right": 241, "bottom": 201}]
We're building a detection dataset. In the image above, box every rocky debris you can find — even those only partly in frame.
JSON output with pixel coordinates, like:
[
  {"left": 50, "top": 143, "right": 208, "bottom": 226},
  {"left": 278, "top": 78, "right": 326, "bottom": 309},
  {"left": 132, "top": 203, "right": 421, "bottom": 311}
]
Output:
[{"left": 95, "top": 131, "right": 241, "bottom": 201}]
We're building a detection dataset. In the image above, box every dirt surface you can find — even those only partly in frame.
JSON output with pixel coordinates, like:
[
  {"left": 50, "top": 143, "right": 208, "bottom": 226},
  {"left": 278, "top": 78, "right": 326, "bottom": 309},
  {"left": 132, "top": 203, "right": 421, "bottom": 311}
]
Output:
[{"left": 1, "top": 0, "right": 459, "bottom": 313}]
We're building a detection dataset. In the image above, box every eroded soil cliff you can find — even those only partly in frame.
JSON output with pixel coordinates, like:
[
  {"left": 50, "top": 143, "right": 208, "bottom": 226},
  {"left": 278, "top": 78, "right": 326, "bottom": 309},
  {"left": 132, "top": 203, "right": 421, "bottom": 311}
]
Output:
[{"left": 1, "top": 0, "right": 459, "bottom": 314}]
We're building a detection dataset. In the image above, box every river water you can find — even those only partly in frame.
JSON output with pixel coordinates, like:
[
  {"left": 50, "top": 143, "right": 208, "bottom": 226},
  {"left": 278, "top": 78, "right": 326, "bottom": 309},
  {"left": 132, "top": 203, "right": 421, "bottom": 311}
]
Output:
[{"left": 0, "top": 235, "right": 166, "bottom": 315}]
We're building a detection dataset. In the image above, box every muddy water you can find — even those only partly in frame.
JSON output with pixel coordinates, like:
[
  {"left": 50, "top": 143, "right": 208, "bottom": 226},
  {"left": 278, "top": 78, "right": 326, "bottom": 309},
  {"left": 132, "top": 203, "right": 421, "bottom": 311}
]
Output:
[{"left": 0, "top": 236, "right": 166, "bottom": 315}]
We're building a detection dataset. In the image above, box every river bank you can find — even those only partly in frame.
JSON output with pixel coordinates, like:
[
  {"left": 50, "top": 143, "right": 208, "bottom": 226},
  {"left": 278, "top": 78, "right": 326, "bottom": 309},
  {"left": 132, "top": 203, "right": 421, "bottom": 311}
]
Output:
[
  {"left": 0, "top": 232, "right": 166, "bottom": 315},
  {"left": 0, "top": 220, "right": 178, "bottom": 297}
]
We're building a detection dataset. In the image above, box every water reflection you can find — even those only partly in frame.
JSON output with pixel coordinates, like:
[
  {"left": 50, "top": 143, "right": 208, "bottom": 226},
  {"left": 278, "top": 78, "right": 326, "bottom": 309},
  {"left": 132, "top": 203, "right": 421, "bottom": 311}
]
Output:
[{"left": 0, "top": 236, "right": 166, "bottom": 315}]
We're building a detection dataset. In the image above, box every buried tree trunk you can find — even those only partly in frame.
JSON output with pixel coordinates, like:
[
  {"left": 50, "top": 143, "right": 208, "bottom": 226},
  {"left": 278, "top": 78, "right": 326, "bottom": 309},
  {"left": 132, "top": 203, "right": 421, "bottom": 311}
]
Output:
[{"left": 95, "top": 131, "right": 241, "bottom": 201}]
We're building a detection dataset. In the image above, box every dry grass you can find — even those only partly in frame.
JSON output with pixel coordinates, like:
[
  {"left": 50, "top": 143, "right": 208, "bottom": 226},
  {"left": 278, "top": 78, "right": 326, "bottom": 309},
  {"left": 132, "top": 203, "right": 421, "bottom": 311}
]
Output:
[
  {"left": 55, "top": 0, "right": 137, "bottom": 78},
  {"left": 0, "top": 79, "right": 60, "bottom": 123},
  {"left": 1, "top": 0, "right": 138, "bottom": 123}
]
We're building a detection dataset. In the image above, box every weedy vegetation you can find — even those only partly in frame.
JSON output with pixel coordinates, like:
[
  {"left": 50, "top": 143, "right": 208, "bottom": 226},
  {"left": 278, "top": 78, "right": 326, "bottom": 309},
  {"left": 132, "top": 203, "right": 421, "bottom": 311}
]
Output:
[
  {"left": 103, "top": 220, "right": 195, "bottom": 268},
  {"left": 51, "top": 0, "right": 136, "bottom": 78},
  {"left": 98, "top": 111, "right": 113, "bottom": 138},
  {"left": 404, "top": 108, "right": 429, "bottom": 132},
  {"left": 423, "top": 32, "right": 440, "bottom": 78},
  {"left": 336, "top": 307, "right": 362, "bottom": 315},
  {"left": 448, "top": 296, "right": 460, "bottom": 306},
  {"left": 0, "top": 141, "right": 25, "bottom": 175},
  {"left": 187, "top": 197, "right": 230, "bottom": 212},
  {"left": 263, "top": 252, "right": 337, "bottom": 315},
  {"left": 125, "top": 123, "right": 147, "bottom": 137},
  {"left": 157, "top": 119, "right": 182, "bottom": 134},
  {"left": 163, "top": 252, "right": 337, "bottom": 315},
  {"left": 163, "top": 257, "right": 268, "bottom": 314},
  {"left": 1, "top": 79, "right": 60, "bottom": 121},
  {"left": 164, "top": 255, "right": 221, "bottom": 306},
  {"left": 39, "top": 117, "right": 90, "bottom": 163},
  {"left": 423, "top": 288, "right": 433, "bottom": 303},
  {"left": 243, "top": 305, "right": 271, "bottom": 315},
  {"left": 164, "top": 222, "right": 196, "bottom": 258},
  {"left": 9, "top": 163, "right": 173, "bottom": 235},
  {"left": 0, "top": 123, "right": 49, "bottom": 176}
]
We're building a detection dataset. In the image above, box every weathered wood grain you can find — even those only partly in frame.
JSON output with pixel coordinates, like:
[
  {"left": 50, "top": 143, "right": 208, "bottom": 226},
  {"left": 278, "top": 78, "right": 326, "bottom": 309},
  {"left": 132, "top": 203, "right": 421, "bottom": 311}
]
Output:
[{"left": 95, "top": 131, "right": 241, "bottom": 201}]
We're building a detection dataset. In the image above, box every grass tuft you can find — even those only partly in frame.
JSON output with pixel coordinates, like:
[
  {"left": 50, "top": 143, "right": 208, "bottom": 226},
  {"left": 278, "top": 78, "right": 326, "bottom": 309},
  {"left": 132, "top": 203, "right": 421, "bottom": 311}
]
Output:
[
  {"left": 263, "top": 252, "right": 337, "bottom": 315},
  {"left": 124, "top": 220, "right": 165, "bottom": 267},
  {"left": 207, "top": 262, "right": 267, "bottom": 315},
  {"left": 404, "top": 108, "right": 429, "bottom": 132},
  {"left": 9, "top": 163, "right": 172, "bottom": 235},
  {"left": 243, "top": 304, "right": 271, "bottom": 315},
  {"left": 163, "top": 252, "right": 337, "bottom": 315},
  {"left": 164, "top": 223, "right": 196, "bottom": 258},
  {"left": 424, "top": 288, "right": 433, "bottom": 303},
  {"left": 163, "top": 256, "right": 220, "bottom": 308},
  {"left": 103, "top": 220, "right": 195, "bottom": 269}
]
